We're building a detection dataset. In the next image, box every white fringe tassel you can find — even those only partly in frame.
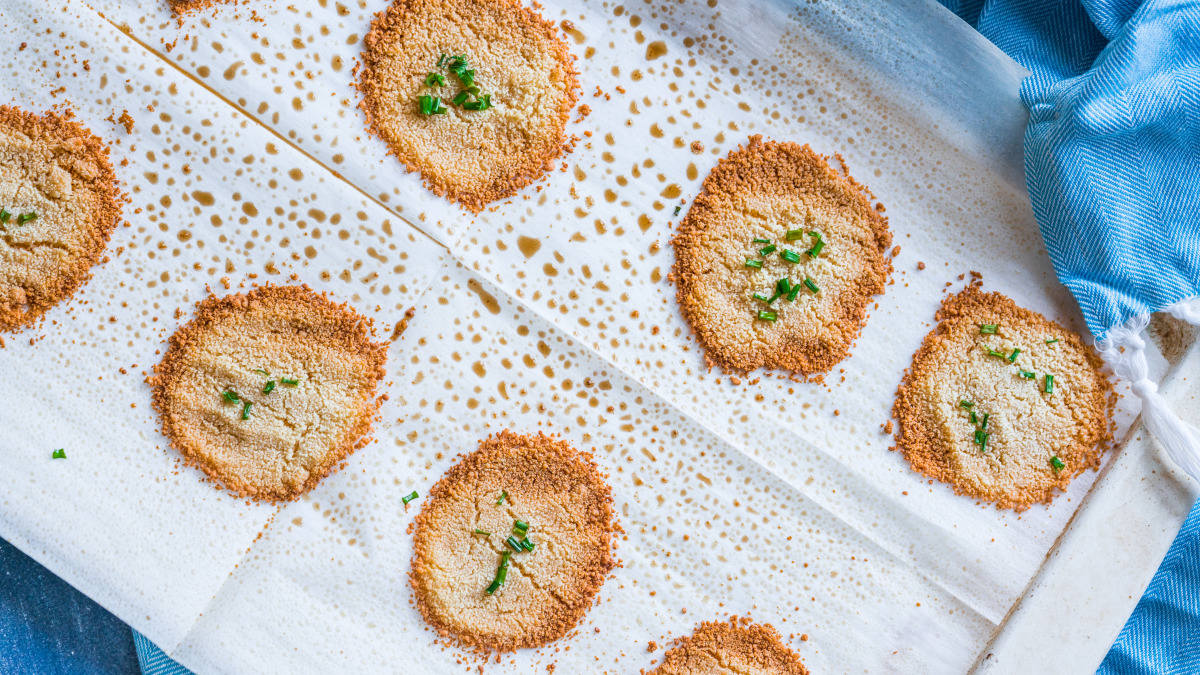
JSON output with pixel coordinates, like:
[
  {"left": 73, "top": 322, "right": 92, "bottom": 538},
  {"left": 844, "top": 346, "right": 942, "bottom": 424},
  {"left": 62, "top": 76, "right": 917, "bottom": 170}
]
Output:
[{"left": 1098, "top": 301, "right": 1200, "bottom": 482}]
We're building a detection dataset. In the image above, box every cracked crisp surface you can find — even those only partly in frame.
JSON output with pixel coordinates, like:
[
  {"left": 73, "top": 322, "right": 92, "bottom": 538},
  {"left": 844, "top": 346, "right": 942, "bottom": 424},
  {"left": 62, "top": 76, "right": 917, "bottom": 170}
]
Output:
[
  {"left": 355, "top": 0, "right": 579, "bottom": 212},
  {"left": 151, "top": 285, "right": 389, "bottom": 501},
  {"left": 649, "top": 617, "right": 810, "bottom": 675},
  {"left": 0, "top": 106, "right": 122, "bottom": 332},
  {"left": 892, "top": 283, "right": 1115, "bottom": 510},
  {"left": 672, "top": 135, "right": 893, "bottom": 377},
  {"left": 410, "top": 430, "right": 616, "bottom": 652}
]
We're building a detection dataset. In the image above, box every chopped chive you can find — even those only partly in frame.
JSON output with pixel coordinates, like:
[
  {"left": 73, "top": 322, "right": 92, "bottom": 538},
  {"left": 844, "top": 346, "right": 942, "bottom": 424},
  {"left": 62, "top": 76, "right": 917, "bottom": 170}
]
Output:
[
  {"left": 496, "top": 490, "right": 508, "bottom": 505},
  {"left": 744, "top": 259, "right": 763, "bottom": 269},
  {"left": 752, "top": 292, "right": 771, "bottom": 303},
  {"left": 765, "top": 290, "right": 781, "bottom": 304},
  {"left": 758, "top": 310, "right": 778, "bottom": 322},
  {"left": 776, "top": 278, "right": 791, "bottom": 295},
  {"left": 985, "top": 347, "right": 1006, "bottom": 358},
  {"left": 806, "top": 240, "right": 825, "bottom": 258},
  {"left": 424, "top": 72, "right": 445, "bottom": 87},
  {"left": 1050, "top": 456, "right": 1065, "bottom": 473},
  {"left": 451, "top": 91, "right": 470, "bottom": 106},
  {"left": 241, "top": 401, "right": 252, "bottom": 420},
  {"left": 785, "top": 229, "right": 804, "bottom": 241},
  {"left": 1044, "top": 374, "right": 1055, "bottom": 394},
  {"left": 462, "top": 100, "right": 486, "bottom": 111},
  {"left": 281, "top": 377, "right": 300, "bottom": 386},
  {"left": 17, "top": 212, "right": 37, "bottom": 225},
  {"left": 521, "top": 537, "right": 535, "bottom": 551},
  {"left": 418, "top": 95, "right": 435, "bottom": 115},
  {"left": 980, "top": 413, "right": 990, "bottom": 429},
  {"left": 1019, "top": 369, "right": 1036, "bottom": 379},
  {"left": 751, "top": 238, "right": 771, "bottom": 244},
  {"left": 262, "top": 380, "right": 276, "bottom": 395},
  {"left": 222, "top": 389, "right": 240, "bottom": 403},
  {"left": 1007, "top": 348, "right": 1021, "bottom": 362},
  {"left": 505, "top": 535, "right": 523, "bottom": 552},
  {"left": 253, "top": 368, "right": 269, "bottom": 375},
  {"left": 673, "top": 206, "right": 681, "bottom": 216},
  {"left": 486, "top": 551, "right": 511, "bottom": 594},
  {"left": 1045, "top": 338, "right": 1060, "bottom": 344},
  {"left": 979, "top": 432, "right": 989, "bottom": 452},
  {"left": 513, "top": 519, "right": 529, "bottom": 532},
  {"left": 969, "top": 411, "right": 977, "bottom": 424},
  {"left": 974, "top": 428, "right": 984, "bottom": 445},
  {"left": 960, "top": 400, "right": 974, "bottom": 408},
  {"left": 437, "top": 54, "right": 448, "bottom": 68},
  {"left": 980, "top": 324, "right": 998, "bottom": 334},
  {"left": 780, "top": 249, "right": 802, "bottom": 264},
  {"left": 0, "top": 209, "right": 9, "bottom": 223},
  {"left": 803, "top": 277, "right": 819, "bottom": 293},
  {"left": 758, "top": 244, "right": 777, "bottom": 256},
  {"left": 786, "top": 284, "right": 801, "bottom": 302},
  {"left": 808, "top": 230, "right": 822, "bottom": 239},
  {"left": 51, "top": 449, "right": 66, "bottom": 459},
  {"left": 402, "top": 491, "right": 419, "bottom": 505},
  {"left": 473, "top": 529, "right": 490, "bottom": 536}
]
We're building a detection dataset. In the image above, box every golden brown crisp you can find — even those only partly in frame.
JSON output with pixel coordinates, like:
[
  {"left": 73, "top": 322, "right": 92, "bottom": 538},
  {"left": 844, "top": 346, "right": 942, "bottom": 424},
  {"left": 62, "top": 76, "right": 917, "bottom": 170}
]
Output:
[
  {"left": 356, "top": 0, "right": 579, "bottom": 212},
  {"left": 168, "top": 0, "right": 240, "bottom": 15},
  {"left": 648, "top": 617, "right": 810, "bottom": 675},
  {"left": 892, "top": 283, "right": 1115, "bottom": 510},
  {"left": 410, "top": 430, "right": 616, "bottom": 653},
  {"left": 0, "top": 106, "right": 123, "bottom": 332},
  {"left": 151, "top": 285, "right": 389, "bottom": 501},
  {"left": 672, "top": 135, "right": 892, "bottom": 377}
]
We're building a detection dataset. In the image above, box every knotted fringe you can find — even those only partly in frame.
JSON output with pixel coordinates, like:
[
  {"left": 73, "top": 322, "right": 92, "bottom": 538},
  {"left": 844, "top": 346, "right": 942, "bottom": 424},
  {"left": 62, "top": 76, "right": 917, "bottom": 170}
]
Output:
[{"left": 1098, "top": 301, "right": 1200, "bottom": 481}]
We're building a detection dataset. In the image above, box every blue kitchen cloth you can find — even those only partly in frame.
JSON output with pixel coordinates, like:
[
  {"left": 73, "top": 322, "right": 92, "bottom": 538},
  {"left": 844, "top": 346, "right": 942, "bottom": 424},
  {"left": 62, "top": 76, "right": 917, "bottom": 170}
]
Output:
[{"left": 132, "top": 632, "right": 191, "bottom": 675}]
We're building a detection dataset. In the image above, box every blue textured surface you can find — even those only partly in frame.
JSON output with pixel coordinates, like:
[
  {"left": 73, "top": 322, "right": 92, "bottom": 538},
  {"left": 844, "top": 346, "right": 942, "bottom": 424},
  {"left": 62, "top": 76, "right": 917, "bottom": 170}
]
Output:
[
  {"left": 131, "top": 632, "right": 192, "bottom": 675},
  {"left": 0, "top": 537, "right": 139, "bottom": 675}
]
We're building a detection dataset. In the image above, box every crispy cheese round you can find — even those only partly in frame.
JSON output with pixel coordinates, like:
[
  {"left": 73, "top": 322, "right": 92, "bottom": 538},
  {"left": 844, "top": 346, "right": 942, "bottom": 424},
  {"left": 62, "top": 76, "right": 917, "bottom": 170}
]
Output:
[
  {"left": 410, "top": 430, "right": 616, "bottom": 652},
  {"left": 651, "top": 617, "right": 810, "bottom": 675},
  {"left": 892, "top": 284, "right": 1114, "bottom": 510},
  {"left": 673, "top": 135, "right": 892, "bottom": 376},
  {"left": 0, "top": 106, "right": 122, "bottom": 332},
  {"left": 151, "top": 285, "right": 389, "bottom": 501},
  {"left": 357, "top": 0, "right": 579, "bottom": 211}
]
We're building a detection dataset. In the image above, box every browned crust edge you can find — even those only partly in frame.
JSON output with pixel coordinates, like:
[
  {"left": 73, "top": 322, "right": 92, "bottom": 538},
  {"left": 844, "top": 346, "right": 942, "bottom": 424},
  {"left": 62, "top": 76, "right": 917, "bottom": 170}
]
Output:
[
  {"left": 409, "top": 429, "right": 617, "bottom": 653},
  {"left": 646, "top": 616, "right": 810, "bottom": 675},
  {"left": 891, "top": 280, "right": 1117, "bottom": 511},
  {"left": 149, "top": 284, "right": 390, "bottom": 502},
  {"left": 354, "top": 0, "right": 580, "bottom": 213},
  {"left": 671, "top": 134, "right": 893, "bottom": 378},
  {"left": 0, "top": 105, "right": 124, "bottom": 333}
]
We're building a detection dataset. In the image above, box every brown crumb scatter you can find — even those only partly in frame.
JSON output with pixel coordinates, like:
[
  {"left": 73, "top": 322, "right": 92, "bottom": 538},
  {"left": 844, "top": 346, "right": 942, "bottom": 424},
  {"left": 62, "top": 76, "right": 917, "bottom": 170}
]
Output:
[
  {"left": 650, "top": 617, "right": 809, "bottom": 674},
  {"left": 917, "top": 261, "right": 926, "bottom": 270},
  {"left": 891, "top": 282, "right": 1114, "bottom": 510},
  {"left": 690, "top": 140, "right": 704, "bottom": 154}
]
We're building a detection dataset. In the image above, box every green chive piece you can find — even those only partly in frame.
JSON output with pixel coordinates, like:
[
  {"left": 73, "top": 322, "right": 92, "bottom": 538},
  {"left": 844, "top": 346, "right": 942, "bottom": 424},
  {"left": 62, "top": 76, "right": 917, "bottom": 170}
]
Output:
[
  {"left": 776, "top": 278, "right": 791, "bottom": 295},
  {"left": 980, "top": 413, "right": 990, "bottom": 429},
  {"left": 51, "top": 449, "right": 66, "bottom": 459},
  {"left": 222, "top": 390, "right": 239, "bottom": 403},
  {"left": 1020, "top": 369, "right": 1036, "bottom": 379},
  {"left": 1045, "top": 338, "right": 1060, "bottom": 344},
  {"left": 473, "top": 529, "right": 490, "bottom": 536},
  {"left": 979, "top": 433, "right": 989, "bottom": 452},
  {"left": 986, "top": 348, "right": 1006, "bottom": 358},
  {"left": 253, "top": 368, "right": 269, "bottom": 375},
  {"left": 960, "top": 400, "right": 974, "bottom": 409},
  {"left": 437, "top": 54, "right": 448, "bottom": 68},
  {"left": 785, "top": 229, "right": 804, "bottom": 241},
  {"left": 752, "top": 292, "right": 771, "bottom": 304},
  {"left": 804, "top": 277, "right": 819, "bottom": 293},
  {"left": 806, "top": 240, "right": 825, "bottom": 258},
  {"left": 980, "top": 324, "right": 998, "bottom": 334},
  {"left": 758, "top": 310, "right": 778, "bottom": 322},
  {"left": 1050, "top": 456, "right": 1065, "bottom": 473},
  {"left": 418, "top": 95, "right": 435, "bottom": 115},
  {"left": 1007, "top": 348, "right": 1021, "bottom": 362},
  {"left": 281, "top": 377, "right": 299, "bottom": 386},
  {"left": 402, "top": 491, "right": 419, "bottom": 505},
  {"left": 462, "top": 100, "right": 485, "bottom": 111},
  {"left": 780, "top": 249, "right": 802, "bottom": 264},
  {"left": 673, "top": 206, "right": 681, "bottom": 216},
  {"left": 0, "top": 209, "right": 9, "bottom": 223},
  {"left": 758, "top": 244, "right": 777, "bottom": 256},
  {"left": 17, "top": 212, "right": 37, "bottom": 225},
  {"left": 765, "top": 290, "right": 781, "bottom": 304},
  {"left": 425, "top": 72, "right": 445, "bottom": 87},
  {"left": 808, "top": 230, "right": 823, "bottom": 239},
  {"left": 505, "top": 535, "right": 523, "bottom": 552},
  {"left": 1044, "top": 374, "right": 1055, "bottom": 394},
  {"left": 262, "top": 380, "right": 276, "bottom": 395},
  {"left": 496, "top": 490, "right": 508, "bottom": 505},
  {"left": 969, "top": 411, "right": 977, "bottom": 424},
  {"left": 744, "top": 259, "right": 763, "bottom": 269},
  {"left": 451, "top": 91, "right": 470, "bottom": 106},
  {"left": 486, "top": 551, "right": 511, "bottom": 594},
  {"left": 752, "top": 238, "right": 771, "bottom": 244},
  {"left": 521, "top": 537, "right": 535, "bottom": 551},
  {"left": 786, "top": 284, "right": 801, "bottom": 302},
  {"left": 241, "top": 401, "right": 252, "bottom": 420},
  {"left": 974, "top": 428, "right": 984, "bottom": 445},
  {"left": 513, "top": 520, "right": 529, "bottom": 532}
]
